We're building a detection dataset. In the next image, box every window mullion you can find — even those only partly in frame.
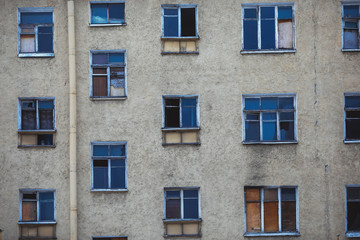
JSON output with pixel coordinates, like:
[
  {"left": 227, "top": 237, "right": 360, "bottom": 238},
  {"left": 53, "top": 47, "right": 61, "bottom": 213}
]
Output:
[
  {"left": 275, "top": 6, "right": 279, "bottom": 49},
  {"left": 107, "top": 67, "right": 110, "bottom": 96},
  {"left": 179, "top": 99, "right": 183, "bottom": 127},
  {"left": 278, "top": 188, "right": 282, "bottom": 232},
  {"left": 277, "top": 111, "right": 280, "bottom": 140},
  {"left": 258, "top": 7, "right": 261, "bottom": 49},
  {"left": 36, "top": 100, "right": 39, "bottom": 129},
  {"left": 107, "top": 4, "right": 110, "bottom": 23},
  {"left": 37, "top": 192, "right": 40, "bottom": 221},
  {"left": 181, "top": 190, "right": 184, "bottom": 219},
  {"left": 35, "top": 26, "right": 38, "bottom": 53},
  {"left": 178, "top": 7, "right": 181, "bottom": 37},
  {"left": 260, "top": 188, "right": 264, "bottom": 232},
  {"left": 108, "top": 159, "right": 111, "bottom": 188},
  {"left": 260, "top": 112, "right": 263, "bottom": 141}
]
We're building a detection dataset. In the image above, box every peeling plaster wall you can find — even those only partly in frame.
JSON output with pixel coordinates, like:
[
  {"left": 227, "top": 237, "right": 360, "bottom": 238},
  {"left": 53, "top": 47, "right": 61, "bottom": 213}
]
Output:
[{"left": 1, "top": 0, "right": 360, "bottom": 239}]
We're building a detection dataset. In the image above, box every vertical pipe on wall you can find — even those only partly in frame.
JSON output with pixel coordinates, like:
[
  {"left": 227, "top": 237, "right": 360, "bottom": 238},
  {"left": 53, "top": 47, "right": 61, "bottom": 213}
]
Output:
[{"left": 68, "top": 1, "right": 77, "bottom": 240}]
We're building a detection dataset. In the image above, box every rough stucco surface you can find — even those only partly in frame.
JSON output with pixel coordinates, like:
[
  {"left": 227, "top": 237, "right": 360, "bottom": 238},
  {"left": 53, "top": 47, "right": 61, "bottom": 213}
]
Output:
[{"left": 1, "top": 0, "right": 360, "bottom": 239}]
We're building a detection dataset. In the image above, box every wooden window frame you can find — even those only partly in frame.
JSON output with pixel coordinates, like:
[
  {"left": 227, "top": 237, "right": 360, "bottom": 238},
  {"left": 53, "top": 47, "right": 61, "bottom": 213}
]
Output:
[
  {"left": 19, "top": 189, "right": 56, "bottom": 224},
  {"left": 241, "top": 3, "right": 296, "bottom": 54},
  {"left": 91, "top": 142, "right": 128, "bottom": 192},
  {"left": 244, "top": 186, "right": 299, "bottom": 237},
  {"left": 161, "top": 4, "right": 199, "bottom": 39},
  {"left": 342, "top": 2, "right": 360, "bottom": 51},
  {"left": 17, "top": 7, "right": 54, "bottom": 58},
  {"left": 89, "top": 1, "right": 126, "bottom": 27},
  {"left": 242, "top": 93, "right": 297, "bottom": 144},
  {"left": 344, "top": 92, "right": 360, "bottom": 143}
]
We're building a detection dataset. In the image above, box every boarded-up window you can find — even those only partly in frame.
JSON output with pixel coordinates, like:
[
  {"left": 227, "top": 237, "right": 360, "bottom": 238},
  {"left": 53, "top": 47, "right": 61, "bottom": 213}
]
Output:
[{"left": 20, "top": 191, "right": 55, "bottom": 222}]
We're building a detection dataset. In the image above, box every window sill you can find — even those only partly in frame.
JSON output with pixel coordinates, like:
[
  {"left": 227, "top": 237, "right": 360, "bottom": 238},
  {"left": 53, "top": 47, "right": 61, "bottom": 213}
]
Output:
[
  {"left": 161, "top": 36, "right": 199, "bottom": 40},
  {"left": 89, "top": 23, "right": 127, "bottom": 27},
  {"left": 344, "top": 140, "right": 360, "bottom": 143},
  {"left": 18, "top": 145, "right": 56, "bottom": 148},
  {"left": 90, "top": 96, "right": 127, "bottom": 101},
  {"left": 91, "top": 189, "right": 128, "bottom": 192},
  {"left": 243, "top": 140, "right": 298, "bottom": 145},
  {"left": 162, "top": 51, "right": 199, "bottom": 55},
  {"left": 241, "top": 49, "right": 296, "bottom": 54},
  {"left": 18, "top": 53, "right": 54, "bottom": 58},
  {"left": 162, "top": 127, "right": 200, "bottom": 132},
  {"left": 244, "top": 232, "right": 300, "bottom": 237},
  {"left": 342, "top": 49, "right": 360, "bottom": 52},
  {"left": 18, "top": 129, "right": 56, "bottom": 133},
  {"left": 163, "top": 219, "right": 202, "bottom": 223},
  {"left": 18, "top": 221, "right": 56, "bottom": 225},
  {"left": 346, "top": 232, "right": 360, "bottom": 238}
]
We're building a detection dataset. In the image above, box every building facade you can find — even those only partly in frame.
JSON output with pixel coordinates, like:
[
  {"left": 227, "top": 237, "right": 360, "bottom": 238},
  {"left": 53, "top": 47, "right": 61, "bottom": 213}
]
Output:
[{"left": 0, "top": 0, "right": 360, "bottom": 239}]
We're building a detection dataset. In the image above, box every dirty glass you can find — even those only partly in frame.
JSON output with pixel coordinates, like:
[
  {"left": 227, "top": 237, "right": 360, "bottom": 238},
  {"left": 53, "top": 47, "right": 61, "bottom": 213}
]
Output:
[
  {"left": 21, "top": 12, "right": 52, "bottom": 24},
  {"left": 92, "top": 4, "right": 107, "bottom": 23},
  {"left": 166, "top": 191, "right": 181, "bottom": 219},
  {"left": 109, "top": 3, "right": 125, "bottom": 23},
  {"left": 344, "top": 5, "right": 359, "bottom": 18},
  {"left": 22, "top": 110, "right": 36, "bottom": 130},
  {"left": 111, "top": 159, "right": 125, "bottom": 189}
]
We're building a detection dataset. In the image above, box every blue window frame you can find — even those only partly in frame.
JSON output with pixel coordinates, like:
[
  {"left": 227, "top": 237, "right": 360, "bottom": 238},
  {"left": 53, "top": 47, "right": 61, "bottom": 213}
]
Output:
[
  {"left": 163, "top": 96, "right": 199, "bottom": 129},
  {"left": 90, "top": 2, "right": 125, "bottom": 25},
  {"left": 344, "top": 93, "right": 360, "bottom": 142},
  {"left": 162, "top": 4, "right": 198, "bottom": 38},
  {"left": 19, "top": 190, "right": 56, "bottom": 223},
  {"left": 342, "top": 3, "right": 360, "bottom": 50},
  {"left": 165, "top": 188, "right": 200, "bottom": 220},
  {"left": 18, "top": 8, "right": 54, "bottom": 57},
  {"left": 346, "top": 186, "right": 360, "bottom": 237},
  {"left": 243, "top": 94, "right": 296, "bottom": 143},
  {"left": 91, "top": 142, "right": 127, "bottom": 191},
  {"left": 242, "top": 3, "right": 295, "bottom": 52}
]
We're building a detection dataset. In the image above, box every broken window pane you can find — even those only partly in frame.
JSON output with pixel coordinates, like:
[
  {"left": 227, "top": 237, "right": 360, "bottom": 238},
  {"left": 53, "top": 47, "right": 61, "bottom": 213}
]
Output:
[
  {"left": 278, "top": 19, "right": 293, "bottom": 49},
  {"left": 181, "top": 8, "right": 196, "bottom": 37},
  {"left": 92, "top": 4, "right": 107, "bottom": 23},
  {"left": 280, "top": 122, "right": 294, "bottom": 140},
  {"left": 109, "top": 4, "right": 125, "bottom": 23},
  {"left": 165, "top": 99, "right": 180, "bottom": 127}
]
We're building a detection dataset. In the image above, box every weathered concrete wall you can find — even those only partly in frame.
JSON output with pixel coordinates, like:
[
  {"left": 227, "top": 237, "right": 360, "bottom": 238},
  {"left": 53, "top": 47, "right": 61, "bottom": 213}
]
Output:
[{"left": 1, "top": 0, "right": 360, "bottom": 239}]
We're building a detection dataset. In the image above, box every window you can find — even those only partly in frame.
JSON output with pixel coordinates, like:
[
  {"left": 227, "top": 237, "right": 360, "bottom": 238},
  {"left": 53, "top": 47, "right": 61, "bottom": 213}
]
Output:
[
  {"left": 18, "top": 8, "right": 54, "bottom": 57},
  {"left": 19, "top": 190, "right": 55, "bottom": 223},
  {"left": 90, "top": 51, "right": 126, "bottom": 99},
  {"left": 344, "top": 93, "right": 360, "bottom": 142},
  {"left": 18, "top": 98, "right": 55, "bottom": 147},
  {"left": 342, "top": 3, "right": 360, "bottom": 50},
  {"left": 242, "top": 3, "right": 295, "bottom": 52},
  {"left": 90, "top": 2, "right": 125, "bottom": 25},
  {"left": 91, "top": 142, "right": 127, "bottom": 191},
  {"left": 92, "top": 237, "right": 127, "bottom": 240},
  {"left": 162, "top": 5, "right": 198, "bottom": 38},
  {"left": 346, "top": 186, "right": 360, "bottom": 237},
  {"left": 244, "top": 187, "right": 299, "bottom": 237},
  {"left": 162, "top": 96, "right": 200, "bottom": 145},
  {"left": 164, "top": 188, "right": 201, "bottom": 237},
  {"left": 242, "top": 94, "right": 296, "bottom": 143}
]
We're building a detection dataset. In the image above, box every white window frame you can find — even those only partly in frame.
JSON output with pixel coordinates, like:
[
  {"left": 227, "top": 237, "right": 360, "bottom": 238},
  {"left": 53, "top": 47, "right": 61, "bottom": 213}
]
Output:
[
  {"left": 242, "top": 93, "right": 297, "bottom": 144},
  {"left": 89, "top": 1, "right": 126, "bottom": 27},
  {"left": 342, "top": 2, "right": 360, "bottom": 51},
  {"left": 90, "top": 50, "right": 127, "bottom": 100},
  {"left": 345, "top": 185, "right": 360, "bottom": 237},
  {"left": 18, "top": 189, "right": 56, "bottom": 224},
  {"left": 91, "top": 141, "right": 128, "bottom": 192},
  {"left": 161, "top": 4, "right": 199, "bottom": 39},
  {"left": 344, "top": 92, "right": 360, "bottom": 143},
  {"left": 244, "top": 186, "right": 299, "bottom": 237},
  {"left": 17, "top": 7, "right": 54, "bottom": 58},
  {"left": 164, "top": 187, "right": 201, "bottom": 221},
  {"left": 162, "top": 95, "right": 200, "bottom": 130},
  {"left": 241, "top": 3, "right": 296, "bottom": 54}
]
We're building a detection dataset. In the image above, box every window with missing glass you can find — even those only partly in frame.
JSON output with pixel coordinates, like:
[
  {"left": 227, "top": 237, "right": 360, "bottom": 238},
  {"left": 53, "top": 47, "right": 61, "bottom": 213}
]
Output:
[
  {"left": 242, "top": 3, "right": 295, "bottom": 52},
  {"left": 18, "top": 8, "right": 54, "bottom": 57},
  {"left": 243, "top": 94, "right": 296, "bottom": 143},
  {"left": 342, "top": 3, "right": 360, "bottom": 50},
  {"left": 91, "top": 142, "right": 127, "bottom": 191},
  {"left": 90, "top": 2, "right": 125, "bottom": 25},
  {"left": 344, "top": 93, "right": 360, "bottom": 142},
  {"left": 163, "top": 96, "right": 198, "bottom": 128},
  {"left": 162, "top": 5, "right": 198, "bottom": 38}
]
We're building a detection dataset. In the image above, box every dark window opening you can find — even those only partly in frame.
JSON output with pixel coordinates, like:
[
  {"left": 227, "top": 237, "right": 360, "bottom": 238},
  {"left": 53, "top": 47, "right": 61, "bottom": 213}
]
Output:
[{"left": 181, "top": 8, "right": 196, "bottom": 37}]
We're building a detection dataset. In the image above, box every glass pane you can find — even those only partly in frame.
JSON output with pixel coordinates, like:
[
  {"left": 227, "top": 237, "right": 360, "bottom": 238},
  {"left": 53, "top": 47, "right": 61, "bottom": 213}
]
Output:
[
  {"left": 182, "top": 106, "right": 197, "bottom": 127},
  {"left": 345, "top": 21, "right": 358, "bottom": 28},
  {"left": 164, "top": 9, "right": 178, "bottom": 15},
  {"left": 39, "top": 192, "right": 54, "bottom": 201},
  {"left": 181, "top": 8, "right": 196, "bottom": 37},
  {"left": 109, "top": 53, "right": 124, "bottom": 63},
  {"left": 279, "top": 97, "right": 294, "bottom": 109},
  {"left": 244, "top": 8, "right": 257, "bottom": 19},
  {"left": 281, "top": 188, "right": 296, "bottom": 201},
  {"left": 39, "top": 110, "right": 53, "bottom": 129},
  {"left": 262, "top": 122, "right": 277, "bottom": 141},
  {"left": 111, "top": 162, "right": 125, "bottom": 189},
  {"left": 184, "top": 190, "right": 198, "bottom": 198},
  {"left": 245, "top": 121, "right": 260, "bottom": 141},
  {"left": 281, "top": 201, "right": 296, "bottom": 231},
  {"left": 245, "top": 98, "right": 260, "bottom": 110},
  {"left": 184, "top": 199, "right": 199, "bottom": 218},
  {"left": 92, "top": 54, "right": 108, "bottom": 64},
  {"left": 280, "top": 122, "right": 294, "bottom": 141},
  {"left": 164, "top": 16, "right": 179, "bottom": 37},
  {"left": 110, "top": 145, "right": 125, "bottom": 156},
  {"left": 182, "top": 98, "right": 196, "bottom": 107},
  {"left": 92, "top": 4, "right": 107, "bottom": 23},
  {"left": 39, "top": 201, "right": 54, "bottom": 221},
  {"left": 166, "top": 199, "right": 181, "bottom": 218},
  {"left": 348, "top": 188, "right": 360, "bottom": 200},
  {"left": 94, "top": 165, "right": 108, "bottom": 189},
  {"left": 38, "top": 100, "right": 53, "bottom": 109},
  {"left": 38, "top": 27, "right": 53, "bottom": 52},
  {"left": 22, "top": 101, "right": 35, "bottom": 109},
  {"left": 261, "top": 7, "right": 275, "bottom": 18},
  {"left": 264, "top": 189, "right": 278, "bottom": 201},
  {"left": 37, "top": 134, "right": 53, "bottom": 145},
  {"left": 345, "top": 96, "right": 360, "bottom": 108},
  {"left": 93, "top": 145, "right": 108, "bottom": 156},
  {"left": 280, "top": 112, "right": 294, "bottom": 120},
  {"left": 21, "top": 12, "right": 52, "bottom": 24},
  {"left": 344, "top": 5, "right": 359, "bottom": 18},
  {"left": 109, "top": 3, "right": 125, "bottom": 23},
  {"left": 344, "top": 30, "right": 359, "bottom": 49},
  {"left": 243, "top": 20, "right": 258, "bottom": 50},
  {"left": 346, "top": 119, "right": 360, "bottom": 140},
  {"left": 278, "top": 6, "right": 292, "bottom": 20},
  {"left": 347, "top": 111, "right": 360, "bottom": 118},
  {"left": 261, "top": 19, "right": 276, "bottom": 49},
  {"left": 263, "top": 113, "right": 276, "bottom": 120},
  {"left": 264, "top": 202, "right": 279, "bottom": 232},
  {"left": 348, "top": 202, "right": 360, "bottom": 231},
  {"left": 22, "top": 110, "right": 36, "bottom": 130},
  {"left": 246, "top": 113, "right": 259, "bottom": 120},
  {"left": 167, "top": 191, "right": 180, "bottom": 198},
  {"left": 261, "top": 97, "right": 277, "bottom": 109}
]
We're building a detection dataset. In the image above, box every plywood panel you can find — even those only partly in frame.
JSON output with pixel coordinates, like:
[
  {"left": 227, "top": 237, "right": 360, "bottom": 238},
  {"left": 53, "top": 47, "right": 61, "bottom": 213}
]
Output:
[
  {"left": 38, "top": 225, "right": 54, "bottom": 237},
  {"left": 22, "top": 201, "right": 37, "bottom": 221},
  {"left": 185, "top": 41, "right": 197, "bottom": 52},
  {"left": 264, "top": 202, "right": 279, "bottom": 232},
  {"left": 167, "top": 224, "right": 182, "bottom": 235},
  {"left": 28, "top": 226, "right": 37, "bottom": 237},
  {"left": 278, "top": 20, "right": 293, "bottom": 49},
  {"left": 164, "top": 40, "right": 180, "bottom": 52},
  {"left": 183, "top": 223, "right": 198, "bottom": 235},
  {"left": 246, "top": 202, "right": 261, "bottom": 232},
  {"left": 281, "top": 201, "right": 296, "bottom": 231},
  {"left": 165, "top": 132, "right": 181, "bottom": 144},
  {"left": 21, "top": 135, "right": 37, "bottom": 145},
  {"left": 93, "top": 76, "right": 107, "bottom": 96},
  {"left": 246, "top": 188, "right": 260, "bottom": 201},
  {"left": 182, "top": 131, "right": 197, "bottom": 143},
  {"left": 20, "top": 35, "right": 35, "bottom": 53},
  {"left": 110, "top": 86, "right": 125, "bottom": 96}
]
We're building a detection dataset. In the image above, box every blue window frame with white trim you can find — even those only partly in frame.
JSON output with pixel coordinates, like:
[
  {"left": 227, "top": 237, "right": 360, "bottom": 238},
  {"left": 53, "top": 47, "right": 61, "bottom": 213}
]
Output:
[
  {"left": 342, "top": 2, "right": 360, "bottom": 50},
  {"left": 91, "top": 142, "right": 127, "bottom": 191},
  {"left": 19, "top": 189, "right": 56, "bottom": 223},
  {"left": 162, "top": 4, "right": 198, "bottom": 38},
  {"left": 18, "top": 8, "right": 54, "bottom": 57},
  {"left": 90, "top": 1, "right": 125, "bottom": 25}
]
